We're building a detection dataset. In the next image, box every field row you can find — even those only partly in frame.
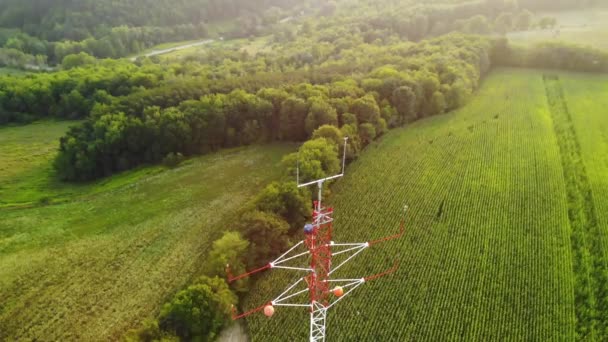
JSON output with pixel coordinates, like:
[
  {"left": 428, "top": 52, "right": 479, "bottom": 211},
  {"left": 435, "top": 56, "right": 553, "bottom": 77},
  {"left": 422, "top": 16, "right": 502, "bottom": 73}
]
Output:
[{"left": 543, "top": 75, "right": 608, "bottom": 339}]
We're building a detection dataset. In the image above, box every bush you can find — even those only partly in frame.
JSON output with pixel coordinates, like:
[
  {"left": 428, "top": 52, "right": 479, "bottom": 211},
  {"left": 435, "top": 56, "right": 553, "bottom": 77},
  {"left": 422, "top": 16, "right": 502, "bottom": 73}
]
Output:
[
  {"left": 207, "top": 232, "right": 250, "bottom": 293},
  {"left": 255, "top": 181, "right": 311, "bottom": 232},
  {"left": 237, "top": 211, "right": 291, "bottom": 267},
  {"left": 162, "top": 152, "right": 184, "bottom": 168},
  {"left": 158, "top": 276, "right": 237, "bottom": 341},
  {"left": 125, "top": 319, "right": 178, "bottom": 342}
]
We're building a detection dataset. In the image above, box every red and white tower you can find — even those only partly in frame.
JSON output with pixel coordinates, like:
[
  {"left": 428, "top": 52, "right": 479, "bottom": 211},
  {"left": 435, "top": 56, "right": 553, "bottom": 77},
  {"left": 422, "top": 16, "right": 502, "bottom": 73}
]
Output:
[{"left": 227, "top": 138, "right": 406, "bottom": 341}]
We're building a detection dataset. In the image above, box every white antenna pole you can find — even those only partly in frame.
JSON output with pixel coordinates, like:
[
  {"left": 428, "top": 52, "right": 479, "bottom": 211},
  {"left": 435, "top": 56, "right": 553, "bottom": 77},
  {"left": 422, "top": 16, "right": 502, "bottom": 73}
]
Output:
[
  {"left": 297, "top": 137, "right": 350, "bottom": 188},
  {"left": 297, "top": 137, "right": 350, "bottom": 210},
  {"left": 341, "top": 137, "right": 348, "bottom": 175},
  {"left": 317, "top": 181, "right": 323, "bottom": 211}
]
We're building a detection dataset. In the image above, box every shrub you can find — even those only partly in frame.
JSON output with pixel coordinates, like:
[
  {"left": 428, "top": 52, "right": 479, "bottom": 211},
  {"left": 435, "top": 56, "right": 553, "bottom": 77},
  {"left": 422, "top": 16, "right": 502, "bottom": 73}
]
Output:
[
  {"left": 255, "top": 181, "right": 311, "bottom": 232},
  {"left": 237, "top": 211, "right": 291, "bottom": 267},
  {"left": 158, "top": 276, "right": 237, "bottom": 341},
  {"left": 162, "top": 152, "right": 184, "bottom": 168}
]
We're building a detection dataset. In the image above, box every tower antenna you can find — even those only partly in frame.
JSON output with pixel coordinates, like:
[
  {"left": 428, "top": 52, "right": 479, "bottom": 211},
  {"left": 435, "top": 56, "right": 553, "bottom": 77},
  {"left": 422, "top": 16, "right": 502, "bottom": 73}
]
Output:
[{"left": 228, "top": 137, "right": 407, "bottom": 341}]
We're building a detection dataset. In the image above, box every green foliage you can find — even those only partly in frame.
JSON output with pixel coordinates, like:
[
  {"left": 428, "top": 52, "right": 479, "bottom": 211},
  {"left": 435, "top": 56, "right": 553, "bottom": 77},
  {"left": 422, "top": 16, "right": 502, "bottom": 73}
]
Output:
[
  {"left": 358, "top": 123, "right": 377, "bottom": 147},
  {"left": 61, "top": 52, "right": 96, "bottom": 70},
  {"left": 125, "top": 319, "right": 178, "bottom": 342},
  {"left": 279, "top": 96, "right": 309, "bottom": 141},
  {"left": 543, "top": 75, "right": 608, "bottom": 339},
  {"left": 282, "top": 138, "right": 340, "bottom": 185},
  {"left": 0, "top": 1, "right": 507, "bottom": 183},
  {"left": 162, "top": 152, "right": 185, "bottom": 168},
  {"left": 257, "top": 87, "right": 289, "bottom": 139},
  {"left": 237, "top": 210, "right": 290, "bottom": 267},
  {"left": 494, "top": 39, "right": 608, "bottom": 72},
  {"left": 207, "top": 232, "right": 249, "bottom": 292},
  {"left": 255, "top": 181, "right": 312, "bottom": 232},
  {"left": 458, "top": 15, "right": 493, "bottom": 34},
  {"left": 305, "top": 97, "right": 338, "bottom": 135},
  {"left": 158, "top": 276, "right": 237, "bottom": 341},
  {"left": 0, "top": 0, "right": 307, "bottom": 62},
  {"left": 351, "top": 94, "right": 381, "bottom": 125},
  {"left": 392, "top": 86, "right": 417, "bottom": 124},
  {"left": 341, "top": 113, "right": 358, "bottom": 127},
  {"left": 430, "top": 91, "right": 447, "bottom": 115},
  {"left": 312, "top": 125, "right": 344, "bottom": 149}
]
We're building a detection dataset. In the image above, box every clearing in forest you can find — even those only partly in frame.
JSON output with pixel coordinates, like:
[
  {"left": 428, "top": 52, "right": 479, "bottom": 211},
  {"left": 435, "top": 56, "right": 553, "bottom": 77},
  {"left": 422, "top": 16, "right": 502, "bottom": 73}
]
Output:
[{"left": 508, "top": 7, "right": 608, "bottom": 50}]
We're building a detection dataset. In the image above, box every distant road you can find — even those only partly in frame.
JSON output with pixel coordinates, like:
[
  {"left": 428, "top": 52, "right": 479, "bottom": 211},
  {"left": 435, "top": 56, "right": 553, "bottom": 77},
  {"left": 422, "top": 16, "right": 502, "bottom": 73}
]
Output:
[{"left": 129, "top": 39, "right": 215, "bottom": 61}]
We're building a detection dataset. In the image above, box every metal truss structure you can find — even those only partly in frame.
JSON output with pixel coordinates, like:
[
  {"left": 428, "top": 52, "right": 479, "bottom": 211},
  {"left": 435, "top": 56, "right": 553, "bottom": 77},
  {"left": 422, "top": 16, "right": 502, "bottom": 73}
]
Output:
[{"left": 227, "top": 138, "right": 406, "bottom": 341}]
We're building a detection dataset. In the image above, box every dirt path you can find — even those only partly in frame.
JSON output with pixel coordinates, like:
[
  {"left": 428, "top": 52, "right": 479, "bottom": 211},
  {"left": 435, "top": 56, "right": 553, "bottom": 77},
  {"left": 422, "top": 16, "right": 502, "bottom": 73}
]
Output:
[
  {"left": 129, "top": 39, "right": 214, "bottom": 61},
  {"left": 218, "top": 321, "right": 249, "bottom": 342}
]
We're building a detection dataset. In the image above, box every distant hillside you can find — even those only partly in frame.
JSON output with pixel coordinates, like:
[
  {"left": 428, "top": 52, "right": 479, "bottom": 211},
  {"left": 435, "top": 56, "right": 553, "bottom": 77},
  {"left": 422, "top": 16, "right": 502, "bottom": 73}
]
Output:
[
  {"left": 0, "top": 0, "right": 315, "bottom": 64},
  {"left": 0, "top": 0, "right": 304, "bottom": 40}
]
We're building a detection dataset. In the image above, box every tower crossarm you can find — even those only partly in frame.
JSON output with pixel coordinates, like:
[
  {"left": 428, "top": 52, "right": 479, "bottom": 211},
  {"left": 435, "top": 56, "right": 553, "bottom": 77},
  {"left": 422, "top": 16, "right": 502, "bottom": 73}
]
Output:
[
  {"left": 227, "top": 240, "right": 312, "bottom": 283},
  {"left": 232, "top": 276, "right": 313, "bottom": 320},
  {"left": 231, "top": 303, "right": 269, "bottom": 320},
  {"left": 324, "top": 262, "right": 400, "bottom": 311},
  {"left": 327, "top": 219, "right": 405, "bottom": 276},
  {"left": 367, "top": 219, "right": 406, "bottom": 246}
]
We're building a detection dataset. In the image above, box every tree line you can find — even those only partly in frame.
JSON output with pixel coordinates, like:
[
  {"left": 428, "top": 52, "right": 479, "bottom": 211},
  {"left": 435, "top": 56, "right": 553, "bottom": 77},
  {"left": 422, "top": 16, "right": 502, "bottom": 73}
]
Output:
[
  {"left": 49, "top": 33, "right": 491, "bottom": 181},
  {"left": 493, "top": 38, "right": 608, "bottom": 72}
]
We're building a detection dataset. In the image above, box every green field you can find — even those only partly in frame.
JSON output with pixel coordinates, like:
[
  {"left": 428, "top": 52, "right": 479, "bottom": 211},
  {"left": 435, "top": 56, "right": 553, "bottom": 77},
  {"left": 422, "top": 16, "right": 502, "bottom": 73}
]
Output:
[
  {"left": 0, "top": 120, "right": 169, "bottom": 208},
  {"left": 508, "top": 7, "right": 608, "bottom": 50},
  {"left": 159, "top": 35, "right": 274, "bottom": 61},
  {"left": 245, "top": 68, "right": 608, "bottom": 340},
  {"left": 0, "top": 124, "right": 292, "bottom": 340}
]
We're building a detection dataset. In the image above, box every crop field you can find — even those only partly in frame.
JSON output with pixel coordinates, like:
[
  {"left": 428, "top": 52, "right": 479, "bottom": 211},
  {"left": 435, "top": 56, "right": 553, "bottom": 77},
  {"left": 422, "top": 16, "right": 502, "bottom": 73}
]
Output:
[
  {"left": 0, "top": 127, "right": 292, "bottom": 341},
  {"left": 558, "top": 72, "right": 608, "bottom": 339},
  {"left": 508, "top": 7, "right": 608, "bottom": 50},
  {"left": 245, "top": 68, "right": 608, "bottom": 340}
]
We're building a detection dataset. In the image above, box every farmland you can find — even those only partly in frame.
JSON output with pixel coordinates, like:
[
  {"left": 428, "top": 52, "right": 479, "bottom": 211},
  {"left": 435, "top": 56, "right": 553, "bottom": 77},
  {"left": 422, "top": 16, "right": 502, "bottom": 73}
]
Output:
[
  {"left": 0, "top": 123, "right": 292, "bottom": 341},
  {"left": 508, "top": 7, "right": 608, "bottom": 50},
  {"left": 245, "top": 68, "right": 608, "bottom": 340}
]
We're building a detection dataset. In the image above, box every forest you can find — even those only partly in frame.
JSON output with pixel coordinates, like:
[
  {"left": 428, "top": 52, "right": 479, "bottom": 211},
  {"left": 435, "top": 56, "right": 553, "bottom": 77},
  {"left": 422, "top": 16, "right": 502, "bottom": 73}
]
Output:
[
  {"left": 0, "top": 0, "right": 314, "bottom": 65},
  {"left": 0, "top": 0, "right": 600, "bottom": 67},
  {"left": 0, "top": 0, "right": 605, "bottom": 182}
]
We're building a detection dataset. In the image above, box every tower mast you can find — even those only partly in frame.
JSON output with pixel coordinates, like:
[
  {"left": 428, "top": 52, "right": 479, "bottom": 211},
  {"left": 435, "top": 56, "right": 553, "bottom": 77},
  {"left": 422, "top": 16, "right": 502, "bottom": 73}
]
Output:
[{"left": 227, "top": 137, "right": 406, "bottom": 341}]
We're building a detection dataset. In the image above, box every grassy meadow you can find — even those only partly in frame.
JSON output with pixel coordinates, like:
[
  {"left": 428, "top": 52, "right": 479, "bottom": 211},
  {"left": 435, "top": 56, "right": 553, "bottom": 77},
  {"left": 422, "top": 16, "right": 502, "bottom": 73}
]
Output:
[
  {"left": 0, "top": 125, "right": 293, "bottom": 340},
  {"left": 508, "top": 7, "right": 608, "bottom": 50},
  {"left": 245, "top": 68, "right": 608, "bottom": 340},
  {"left": 0, "top": 121, "right": 171, "bottom": 208}
]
